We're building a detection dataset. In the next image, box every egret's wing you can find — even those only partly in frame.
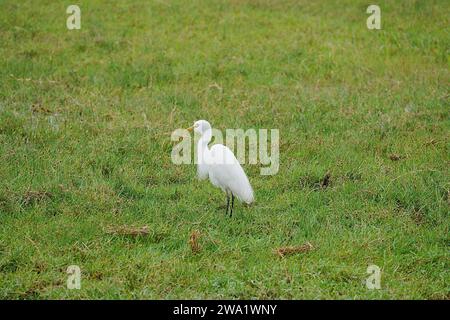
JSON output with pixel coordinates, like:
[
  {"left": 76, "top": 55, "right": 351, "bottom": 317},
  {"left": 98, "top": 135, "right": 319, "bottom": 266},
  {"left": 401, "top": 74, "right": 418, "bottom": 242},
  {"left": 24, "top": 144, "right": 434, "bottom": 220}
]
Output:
[
  {"left": 209, "top": 144, "right": 254, "bottom": 204},
  {"left": 197, "top": 162, "right": 209, "bottom": 180}
]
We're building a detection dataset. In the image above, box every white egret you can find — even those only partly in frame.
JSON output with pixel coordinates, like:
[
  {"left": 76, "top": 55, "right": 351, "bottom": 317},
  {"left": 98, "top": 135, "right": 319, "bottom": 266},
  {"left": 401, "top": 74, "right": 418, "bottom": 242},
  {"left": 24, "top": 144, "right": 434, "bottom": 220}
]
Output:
[{"left": 187, "top": 120, "right": 254, "bottom": 216}]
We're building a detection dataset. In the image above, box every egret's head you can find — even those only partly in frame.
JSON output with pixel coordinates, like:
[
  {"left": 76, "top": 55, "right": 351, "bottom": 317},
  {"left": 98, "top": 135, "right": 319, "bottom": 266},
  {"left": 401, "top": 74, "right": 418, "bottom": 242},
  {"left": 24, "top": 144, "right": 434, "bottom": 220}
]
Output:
[{"left": 187, "top": 120, "right": 211, "bottom": 135}]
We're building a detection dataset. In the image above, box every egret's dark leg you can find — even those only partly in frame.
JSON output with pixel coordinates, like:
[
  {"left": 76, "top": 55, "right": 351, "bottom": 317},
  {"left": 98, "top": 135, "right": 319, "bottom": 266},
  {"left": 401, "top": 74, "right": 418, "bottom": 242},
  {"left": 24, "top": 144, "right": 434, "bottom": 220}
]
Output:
[
  {"left": 230, "top": 194, "right": 235, "bottom": 217},
  {"left": 226, "top": 192, "right": 230, "bottom": 215}
]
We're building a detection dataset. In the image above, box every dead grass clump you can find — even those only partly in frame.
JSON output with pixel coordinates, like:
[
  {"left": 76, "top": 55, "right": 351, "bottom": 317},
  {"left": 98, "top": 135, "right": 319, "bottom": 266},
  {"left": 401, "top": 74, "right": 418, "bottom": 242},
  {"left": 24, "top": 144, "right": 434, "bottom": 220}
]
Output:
[
  {"left": 274, "top": 242, "right": 314, "bottom": 258},
  {"left": 189, "top": 230, "right": 201, "bottom": 254}
]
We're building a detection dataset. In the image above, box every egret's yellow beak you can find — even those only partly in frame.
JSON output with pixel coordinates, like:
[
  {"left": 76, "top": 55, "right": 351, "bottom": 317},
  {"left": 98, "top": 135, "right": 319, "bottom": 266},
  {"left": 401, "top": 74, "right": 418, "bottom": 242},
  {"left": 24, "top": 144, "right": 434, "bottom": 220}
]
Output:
[{"left": 186, "top": 126, "right": 194, "bottom": 132}]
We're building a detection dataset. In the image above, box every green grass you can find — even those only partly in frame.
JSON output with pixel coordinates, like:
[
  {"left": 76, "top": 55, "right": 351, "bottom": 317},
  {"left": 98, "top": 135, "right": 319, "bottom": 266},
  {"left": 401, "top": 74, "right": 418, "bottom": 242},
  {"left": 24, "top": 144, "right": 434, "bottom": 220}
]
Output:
[{"left": 0, "top": 0, "right": 449, "bottom": 299}]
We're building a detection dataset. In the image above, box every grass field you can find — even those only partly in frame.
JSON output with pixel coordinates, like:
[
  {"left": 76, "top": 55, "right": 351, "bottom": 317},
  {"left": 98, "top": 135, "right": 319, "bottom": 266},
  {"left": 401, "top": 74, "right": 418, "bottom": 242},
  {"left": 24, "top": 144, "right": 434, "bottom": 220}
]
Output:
[{"left": 0, "top": 0, "right": 449, "bottom": 299}]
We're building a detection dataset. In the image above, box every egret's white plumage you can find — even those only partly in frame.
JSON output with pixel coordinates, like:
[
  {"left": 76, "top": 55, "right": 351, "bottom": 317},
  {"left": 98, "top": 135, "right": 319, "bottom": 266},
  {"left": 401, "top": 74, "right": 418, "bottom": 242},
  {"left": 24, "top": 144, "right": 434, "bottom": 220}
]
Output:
[{"left": 188, "top": 120, "right": 254, "bottom": 215}]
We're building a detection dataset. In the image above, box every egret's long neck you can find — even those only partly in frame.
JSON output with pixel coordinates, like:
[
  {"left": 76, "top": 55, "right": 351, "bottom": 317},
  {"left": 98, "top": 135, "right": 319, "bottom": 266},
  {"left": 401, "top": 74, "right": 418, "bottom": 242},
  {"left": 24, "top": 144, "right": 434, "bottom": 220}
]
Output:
[{"left": 197, "top": 129, "right": 212, "bottom": 163}]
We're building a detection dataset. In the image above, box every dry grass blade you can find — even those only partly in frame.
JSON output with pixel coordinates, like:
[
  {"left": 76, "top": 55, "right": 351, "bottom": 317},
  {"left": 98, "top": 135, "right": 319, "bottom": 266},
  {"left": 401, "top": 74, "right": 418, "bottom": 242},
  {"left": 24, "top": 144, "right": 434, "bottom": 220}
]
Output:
[
  {"left": 105, "top": 225, "right": 149, "bottom": 237},
  {"left": 274, "top": 242, "right": 314, "bottom": 258},
  {"left": 189, "top": 230, "right": 201, "bottom": 254}
]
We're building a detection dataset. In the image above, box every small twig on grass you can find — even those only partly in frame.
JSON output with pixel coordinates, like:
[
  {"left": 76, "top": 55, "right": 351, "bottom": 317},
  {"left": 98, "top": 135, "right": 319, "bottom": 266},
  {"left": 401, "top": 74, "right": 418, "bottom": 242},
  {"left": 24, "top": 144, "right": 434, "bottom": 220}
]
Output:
[
  {"left": 274, "top": 242, "right": 314, "bottom": 258},
  {"left": 105, "top": 225, "right": 149, "bottom": 237}
]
